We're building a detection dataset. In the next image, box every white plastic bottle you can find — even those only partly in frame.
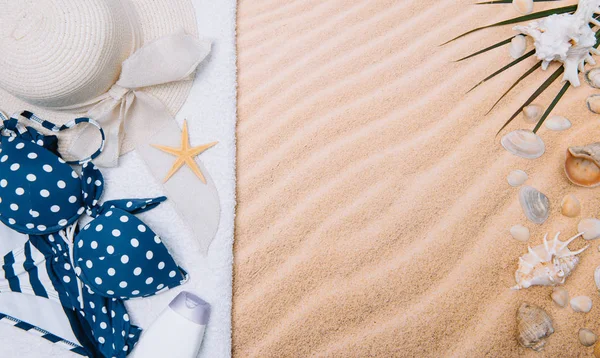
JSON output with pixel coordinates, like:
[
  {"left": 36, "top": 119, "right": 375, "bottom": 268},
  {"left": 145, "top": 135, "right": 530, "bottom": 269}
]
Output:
[{"left": 130, "top": 291, "right": 211, "bottom": 358}]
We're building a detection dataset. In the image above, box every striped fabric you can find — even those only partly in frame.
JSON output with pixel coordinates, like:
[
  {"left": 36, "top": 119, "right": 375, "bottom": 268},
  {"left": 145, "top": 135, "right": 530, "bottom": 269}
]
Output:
[{"left": 0, "top": 313, "right": 87, "bottom": 356}]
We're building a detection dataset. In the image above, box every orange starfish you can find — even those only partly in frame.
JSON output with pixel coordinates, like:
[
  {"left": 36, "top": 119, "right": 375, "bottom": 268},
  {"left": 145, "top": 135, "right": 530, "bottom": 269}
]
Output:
[{"left": 151, "top": 120, "right": 218, "bottom": 184}]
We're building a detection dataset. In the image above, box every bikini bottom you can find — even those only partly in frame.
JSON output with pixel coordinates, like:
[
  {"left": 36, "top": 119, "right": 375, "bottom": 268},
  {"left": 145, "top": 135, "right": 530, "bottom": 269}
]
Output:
[{"left": 0, "top": 223, "right": 141, "bottom": 357}]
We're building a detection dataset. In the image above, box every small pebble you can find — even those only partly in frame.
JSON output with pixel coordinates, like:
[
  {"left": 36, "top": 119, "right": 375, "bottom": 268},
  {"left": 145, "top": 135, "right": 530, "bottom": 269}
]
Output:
[
  {"left": 510, "top": 225, "right": 530, "bottom": 242},
  {"left": 551, "top": 287, "right": 569, "bottom": 308},
  {"left": 580, "top": 328, "right": 598, "bottom": 347},
  {"left": 571, "top": 296, "right": 593, "bottom": 313},
  {"left": 507, "top": 170, "right": 528, "bottom": 187},
  {"left": 578, "top": 218, "right": 600, "bottom": 240},
  {"left": 561, "top": 194, "right": 581, "bottom": 218}
]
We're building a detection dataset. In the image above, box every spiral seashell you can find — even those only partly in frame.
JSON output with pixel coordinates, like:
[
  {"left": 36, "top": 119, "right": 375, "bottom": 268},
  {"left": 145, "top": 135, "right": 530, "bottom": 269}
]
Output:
[
  {"left": 565, "top": 143, "right": 600, "bottom": 187},
  {"left": 518, "top": 186, "right": 550, "bottom": 224},
  {"left": 501, "top": 130, "right": 545, "bottom": 159},
  {"left": 516, "top": 303, "right": 553, "bottom": 351}
]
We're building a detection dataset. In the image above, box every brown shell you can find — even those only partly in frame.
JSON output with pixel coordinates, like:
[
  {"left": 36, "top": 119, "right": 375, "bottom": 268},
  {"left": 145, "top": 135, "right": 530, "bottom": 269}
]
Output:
[
  {"left": 565, "top": 143, "right": 600, "bottom": 187},
  {"left": 516, "top": 303, "right": 554, "bottom": 351}
]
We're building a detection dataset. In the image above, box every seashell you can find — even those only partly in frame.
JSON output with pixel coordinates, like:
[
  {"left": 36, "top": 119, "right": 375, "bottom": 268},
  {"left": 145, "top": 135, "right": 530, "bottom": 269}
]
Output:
[
  {"left": 595, "top": 266, "right": 600, "bottom": 293},
  {"left": 544, "top": 115, "right": 571, "bottom": 131},
  {"left": 565, "top": 143, "right": 600, "bottom": 187},
  {"left": 513, "top": 0, "right": 534, "bottom": 15},
  {"left": 518, "top": 186, "right": 550, "bottom": 224},
  {"left": 587, "top": 94, "right": 600, "bottom": 114},
  {"left": 516, "top": 303, "right": 554, "bottom": 351},
  {"left": 571, "top": 296, "right": 592, "bottom": 313},
  {"left": 510, "top": 225, "right": 530, "bottom": 242},
  {"left": 513, "top": 232, "right": 587, "bottom": 289},
  {"left": 507, "top": 169, "right": 528, "bottom": 187},
  {"left": 561, "top": 194, "right": 581, "bottom": 218},
  {"left": 596, "top": 341, "right": 600, "bottom": 358},
  {"left": 523, "top": 105, "right": 543, "bottom": 123},
  {"left": 510, "top": 35, "right": 527, "bottom": 59},
  {"left": 579, "top": 329, "right": 597, "bottom": 347},
  {"left": 551, "top": 287, "right": 569, "bottom": 308},
  {"left": 585, "top": 68, "right": 600, "bottom": 89},
  {"left": 502, "top": 130, "right": 545, "bottom": 159},
  {"left": 578, "top": 218, "right": 600, "bottom": 240}
]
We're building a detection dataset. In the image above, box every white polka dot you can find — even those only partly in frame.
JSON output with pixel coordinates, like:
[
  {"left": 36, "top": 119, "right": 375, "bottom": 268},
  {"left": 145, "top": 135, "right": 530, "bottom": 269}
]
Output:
[
  {"left": 86, "top": 260, "right": 93, "bottom": 268},
  {"left": 91, "top": 241, "right": 98, "bottom": 249},
  {"left": 51, "top": 205, "right": 60, "bottom": 213},
  {"left": 126, "top": 201, "right": 133, "bottom": 208},
  {"left": 133, "top": 267, "right": 142, "bottom": 276},
  {"left": 77, "top": 240, "right": 84, "bottom": 248},
  {"left": 64, "top": 263, "right": 71, "bottom": 270},
  {"left": 123, "top": 314, "right": 129, "bottom": 322},
  {"left": 169, "top": 270, "right": 177, "bottom": 278},
  {"left": 68, "top": 196, "right": 77, "bottom": 203},
  {"left": 154, "top": 236, "right": 161, "bottom": 244},
  {"left": 86, "top": 177, "right": 92, "bottom": 184},
  {"left": 26, "top": 174, "right": 36, "bottom": 182},
  {"left": 105, "top": 211, "right": 113, "bottom": 217},
  {"left": 0, "top": 180, "right": 7, "bottom": 188},
  {"left": 111, "top": 310, "right": 116, "bottom": 318},
  {"left": 95, "top": 224, "right": 103, "bottom": 232},
  {"left": 138, "top": 225, "right": 147, "bottom": 232},
  {"left": 119, "top": 281, "right": 128, "bottom": 288},
  {"left": 15, "top": 188, "right": 24, "bottom": 195},
  {"left": 100, "top": 322, "right": 107, "bottom": 329},
  {"left": 29, "top": 210, "right": 39, "bottom": 217},
  {"left": 119, "top": 216, "right": 129, "bottom": 223},
  {"left": 98, "top": 337, "right": 105, "bottom": 344},
  {"left": 89, "top": 302, "right": 95, "bottom": 309},
  {"left": 15, "top": 143, "right": 24, "bottom": 149},
  {"left": 77, "top": 207, "right": 84, "bottom": 215},
  {"left": 26, "top": 223, "right": 34, "bottom": 229},
  {"left": 107, "top": 246, "right": 115, "bottom": 255},
  {"left": 63, "top": 276, "right": 71, "bottom": 283},
  {"left": 10, "top": 164, "right": 19, "bottom": 171},
  {"left": 40, "top": 189, "right": 49, "bottom": 198},
  {"left": 57, "top": 180, "right": 66, "bottom": 189},
  {"left": 112, "top": 229, "right": 121, "bottom": 237},
  {"left": 145, "top": 277, "right": 154, "bottom": 285},
  {"left": 95, "top": 180, "right": 102, "bottom": 186},
  {"left": 27, "top": 152, "right": 37, "bottom": 159},
  {"left": 10, "top": 204, "right": 18, "bottom": 211},
  {"left": 95, "top": 277, "right": 102, "bottom": 285},
  {"left": 75, "top": 267, "right": 81, "bottom": 275},
  {"left": 43, "top": 165, "right": 53, "bottom": 172},
  {"left": 37, "top": 225, "right": 46, "bottom": 231},
  {"left": 146, "top": 251, "right": 153, "bottom": 260},
  {"left": 132, "top": 290, "right": 140, "bottom": 295},
  {"left": 0, "top": 155, "right": 7, "bottom": 162},
  {"left": 123, "top": 346, "right": 129, "bottom": 352},
  {"left": 121, "top": 255, "right": 129, "bottom": 264},
  {"left": 130, "top": 238, "right": 139, "bottom": 247},
  {"left": 158, "top": 262, "right": 165, "bottom": 270},
  {"left": 71, "top": 171, "right": 78, "bottom": 179},
  {"left": 108, "top": 268, "right": 116, "bottom": 276},
  {"left": 102, "top": 306, "right": 107, "bottom": 314},
  {"left": 59, "top": 219, "right": 68, "bottom": 226}
]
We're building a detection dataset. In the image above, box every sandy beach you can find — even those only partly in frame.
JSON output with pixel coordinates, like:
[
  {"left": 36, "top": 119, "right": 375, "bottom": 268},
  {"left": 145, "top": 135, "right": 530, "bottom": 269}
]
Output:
[{"left": 233, "top": 0, "right": 600, "bottom": 356}]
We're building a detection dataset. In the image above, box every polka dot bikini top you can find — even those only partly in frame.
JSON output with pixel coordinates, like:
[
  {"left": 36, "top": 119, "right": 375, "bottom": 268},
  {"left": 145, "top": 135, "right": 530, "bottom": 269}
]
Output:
[{"left": 0, "top": 111, "right": 188, "bottom": 300}]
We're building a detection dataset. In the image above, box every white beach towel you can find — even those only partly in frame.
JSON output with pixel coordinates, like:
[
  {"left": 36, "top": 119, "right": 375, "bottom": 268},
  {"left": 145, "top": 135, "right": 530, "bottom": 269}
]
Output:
[{"left": 0, "top": 0, "right": 237, "bottom": 356}]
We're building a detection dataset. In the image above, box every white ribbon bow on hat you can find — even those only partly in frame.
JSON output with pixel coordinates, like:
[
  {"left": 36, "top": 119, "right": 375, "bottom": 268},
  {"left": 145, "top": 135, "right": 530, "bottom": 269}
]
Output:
[{"left": 68, "top": 31, "right": 211, "bottom": 167}]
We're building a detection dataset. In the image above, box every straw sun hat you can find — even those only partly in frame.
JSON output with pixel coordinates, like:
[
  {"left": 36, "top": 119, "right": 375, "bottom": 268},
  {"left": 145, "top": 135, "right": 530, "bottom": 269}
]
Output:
[{"left": 0, "top": 0, "right": 207, "bottom": 165}]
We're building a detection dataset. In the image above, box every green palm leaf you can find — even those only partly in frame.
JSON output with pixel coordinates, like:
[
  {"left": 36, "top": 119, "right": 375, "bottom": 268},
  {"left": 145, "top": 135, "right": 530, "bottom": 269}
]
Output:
[
  {"left": 532, "top": 81, "right": 570, "bottom": 133},
  {"left": 441, "top": 5, "right": 577, "bottom": 45},
  {"left": 486, "top": 61, "right": 542, "bottom": 114},
  {"left": 476, "top": 0, "right": 563, "bottom": 4},
  {"left": 456, "top": 36, "right": 514, "bottom": 62},
  {"left": 468, "top": 49, "right": 535, "bottom": 93}
]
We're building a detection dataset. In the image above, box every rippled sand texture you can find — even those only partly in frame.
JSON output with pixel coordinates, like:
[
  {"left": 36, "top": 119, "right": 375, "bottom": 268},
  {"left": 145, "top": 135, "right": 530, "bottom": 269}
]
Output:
[{"left": 234, "top": 0, "right": 600, "bottom": 356}]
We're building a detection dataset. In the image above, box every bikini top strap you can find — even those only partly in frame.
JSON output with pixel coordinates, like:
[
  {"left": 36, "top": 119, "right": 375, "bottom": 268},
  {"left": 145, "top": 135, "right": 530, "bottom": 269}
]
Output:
[{"left": 18, "top": 111, "right": 106, "bottom": 165}]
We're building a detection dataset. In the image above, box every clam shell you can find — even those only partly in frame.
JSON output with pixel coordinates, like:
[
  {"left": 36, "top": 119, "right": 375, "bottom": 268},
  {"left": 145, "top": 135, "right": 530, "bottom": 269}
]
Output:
[
  {"left": 560, "top": 194, "right": 581, "bottom": 217},
  {"left": 551, "top": 287, "right": 569, "bottom": 308},
  {"left": 571, "top": 296, "right": 592, "bottom": 313},
  {"left": 518, "top": 186, "right": 550, "bottom": 224},
  {"left": 578, "top": 218, "right": 600, "bottom": 240},
  {"left": 513, "top": 0, "right": 533, "bottom": 15},
  {"left": 523, "top": 105, "right": 543, "bottom": 123},
  {"left": 544, "top": 115, "right": 571, "bottom": 131},
  {"left": 516, "top": 303, "right": 554, "bottom": 351},
  {"left": 501, "top": 130, "right": 545, "bottom": 159},
  {"left": 507, "top": 169, "right": 528, "bottom": 187},
  {"left": 510, "top": 224, "right": 530, "bottom": 242},
  {"left": 585, "top": 68, "right": 600, "bottom": 89},
  {"left": 579, "top": 329, "right": 597, "bottom": 347},
  {"left": 565, "top": 143, "right": 600, "bottom": 187},
  {"left": 510, "top": 35, "right": 527, "bottom": 59},
  {"left": 587, "top": 94, "right": 600, "bottom": 114}
]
